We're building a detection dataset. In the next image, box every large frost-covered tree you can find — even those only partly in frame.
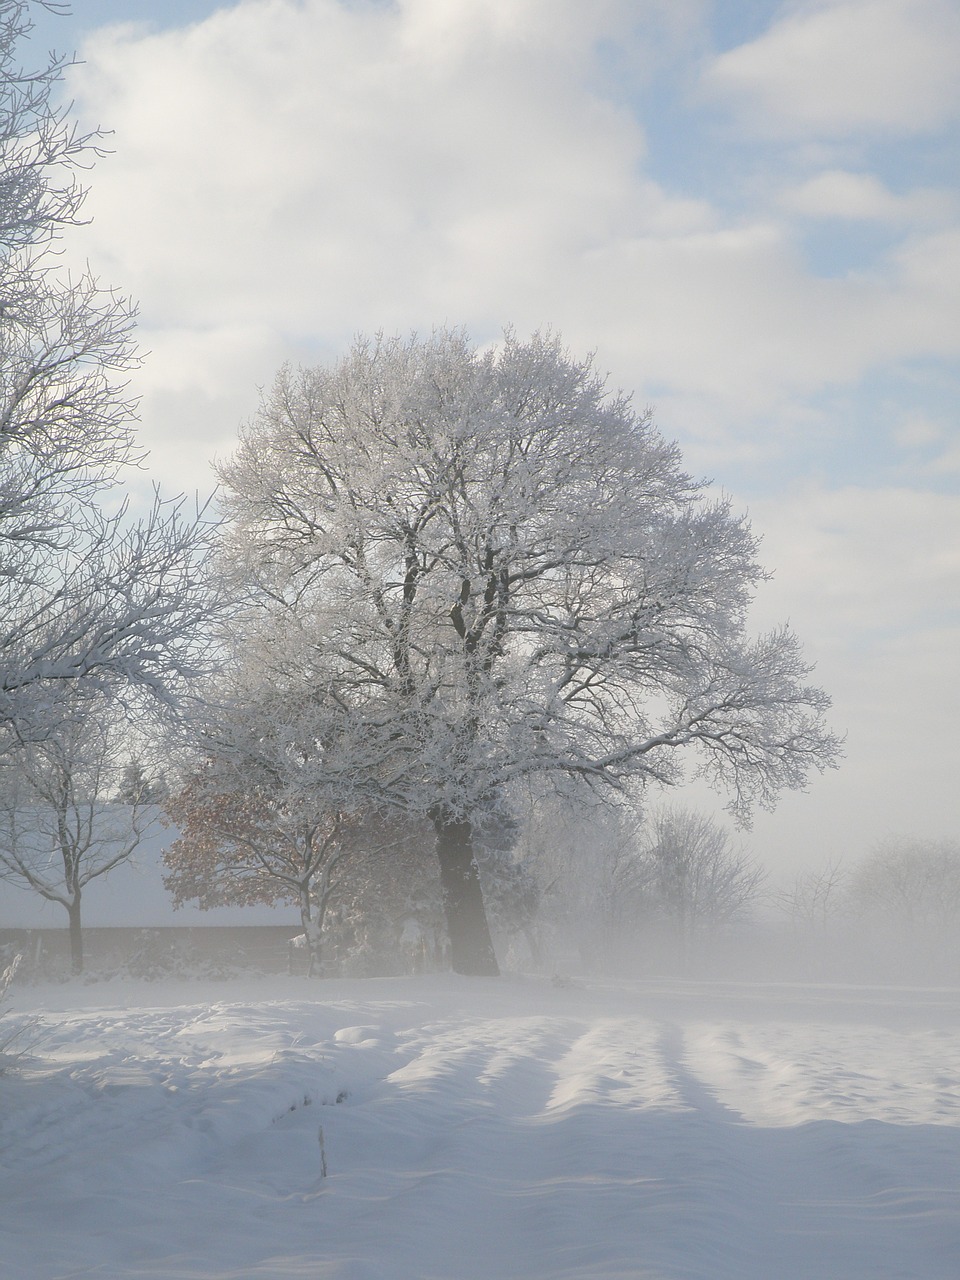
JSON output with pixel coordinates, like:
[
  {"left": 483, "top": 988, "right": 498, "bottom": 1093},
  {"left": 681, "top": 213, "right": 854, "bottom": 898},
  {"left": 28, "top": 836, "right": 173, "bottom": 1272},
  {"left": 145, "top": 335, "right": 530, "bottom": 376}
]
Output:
[
  {"left": 0, "top": 0, "right": 217, "bottom": 754},
  {"left": 216, "top": 328, "right": 841, "bottom": 975}
]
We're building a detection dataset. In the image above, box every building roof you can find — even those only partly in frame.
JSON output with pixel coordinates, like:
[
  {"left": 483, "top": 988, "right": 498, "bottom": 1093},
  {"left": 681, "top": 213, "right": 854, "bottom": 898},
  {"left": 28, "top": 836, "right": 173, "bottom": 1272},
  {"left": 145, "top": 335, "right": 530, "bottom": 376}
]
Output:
[{"left": 0, "top": 809, "right": 293, "bottom": 930}]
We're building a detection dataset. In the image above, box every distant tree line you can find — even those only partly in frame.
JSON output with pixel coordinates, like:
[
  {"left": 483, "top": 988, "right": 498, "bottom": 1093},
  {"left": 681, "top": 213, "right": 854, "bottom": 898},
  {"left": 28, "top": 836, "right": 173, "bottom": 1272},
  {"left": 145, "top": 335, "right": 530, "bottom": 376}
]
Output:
[{"left": 777, "top": 837, "right": 960, "bottom": 982}]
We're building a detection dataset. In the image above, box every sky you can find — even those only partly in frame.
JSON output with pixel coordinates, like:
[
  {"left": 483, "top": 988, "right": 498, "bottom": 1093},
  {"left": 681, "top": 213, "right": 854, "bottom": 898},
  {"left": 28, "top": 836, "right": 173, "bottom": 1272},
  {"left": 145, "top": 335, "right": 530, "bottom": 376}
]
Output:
[{"left": 20, "top": 0, "right": 960, "bottom": 882}]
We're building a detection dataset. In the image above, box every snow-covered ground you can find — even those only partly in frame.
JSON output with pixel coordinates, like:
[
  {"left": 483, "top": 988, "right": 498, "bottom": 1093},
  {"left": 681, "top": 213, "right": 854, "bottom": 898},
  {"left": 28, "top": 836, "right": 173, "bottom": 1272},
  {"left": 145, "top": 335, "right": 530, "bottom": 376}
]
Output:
[{"left": 3, "top": 973, "right": 960, "bottom": 1279}]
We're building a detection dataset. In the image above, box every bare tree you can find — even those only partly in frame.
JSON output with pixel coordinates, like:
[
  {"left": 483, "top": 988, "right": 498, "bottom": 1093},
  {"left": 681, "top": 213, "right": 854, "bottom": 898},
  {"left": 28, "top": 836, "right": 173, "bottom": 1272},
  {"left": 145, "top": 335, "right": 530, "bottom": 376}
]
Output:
[
  {"left": 214, "top": 328, "right": 840, "bottom": 974},
  {"left": 771, "top": 859, "right": 849, "bottom": 978},
  {"left": 850, "top": 837, "right": 960, "bottom": 936},
  {"left": 0, "top": 1, "right": 96, "bottom": 252},
  {"left": 163, "top": 684, "right": 435, "bottom": 976},
  {"left": 633, "top": 806, "right": 766, "bottom": 967},
  {"left": 0, "top": 697, "right": 158, "bottom": 973},
  {"left": 777, "top": 859, "right": 847, "bottom": 933},
  {"left": 0, "top": 1, "right": 220, "bottom": 756},
  {"left": 513, "top": 787, "right": 645, "bottom": 973}
]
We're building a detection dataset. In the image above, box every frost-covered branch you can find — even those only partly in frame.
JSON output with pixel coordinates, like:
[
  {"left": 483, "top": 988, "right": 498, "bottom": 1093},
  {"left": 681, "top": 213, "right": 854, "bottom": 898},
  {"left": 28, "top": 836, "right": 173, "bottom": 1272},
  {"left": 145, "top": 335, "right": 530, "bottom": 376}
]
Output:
[
  {"left": 0, "top": 5, "right": 225, "bottom": 753},
  {"left": 212, "top": 327, "right": 841, "bottom": 973}
]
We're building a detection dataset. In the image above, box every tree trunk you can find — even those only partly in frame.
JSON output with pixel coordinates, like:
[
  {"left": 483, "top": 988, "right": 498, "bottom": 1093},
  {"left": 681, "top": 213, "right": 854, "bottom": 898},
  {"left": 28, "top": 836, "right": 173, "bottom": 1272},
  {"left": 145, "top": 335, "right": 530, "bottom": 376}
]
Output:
[
  {"left": 67, "top": 897, "right": 83, "bottom": 975},
  {"left": 299, "top": 889, "right": 323, "bottom": 977},
  {"left": 432, "top": 812, "right": 499, "bottom": 976}
]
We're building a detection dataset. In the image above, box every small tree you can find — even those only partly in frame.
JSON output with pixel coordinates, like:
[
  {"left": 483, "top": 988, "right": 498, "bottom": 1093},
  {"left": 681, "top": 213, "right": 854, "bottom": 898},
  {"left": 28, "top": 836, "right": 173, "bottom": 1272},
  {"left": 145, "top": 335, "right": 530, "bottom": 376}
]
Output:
[
  {"left": 777, "top": 859, "right": 847, "bottom": 935},
  {"left": 163, "top": 684, "right": 437, "bottom": 975},
  {"left": 514, "top": 787, "right": 645, "bottom": 973},
  {"left": 319, "top": 818, "right": 442, "bottom": 976},
  {"left": 776, "top": 859, "right": 849, "bottom": 975},
  {"left": 164, "top": 773, "right": 440, "bottom": 977},
  {"left": 115, "top": 756, "right": 168, "bottom": 805},
  {"left": 850, "top": 837, "right": 960, "bottom": 936},
  {"left": 164, "top": 766, "right": 355, "bottom": 977},
  {"left": 634, "top": 806, "right": 766, "bottom": 968},
  {"left": 215, "top": 328, "right": 840, "bottom": 974},
  {"left": 0, "top": 698, "right": 157, "bottom": 973}
]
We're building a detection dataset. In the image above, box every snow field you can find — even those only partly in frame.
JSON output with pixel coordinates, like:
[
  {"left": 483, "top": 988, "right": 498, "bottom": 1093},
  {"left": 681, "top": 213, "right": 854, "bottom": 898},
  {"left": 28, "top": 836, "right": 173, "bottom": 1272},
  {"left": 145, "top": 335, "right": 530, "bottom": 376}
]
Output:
[{"left": 2, "top": 975, "right": 960, "bottom": 1279}]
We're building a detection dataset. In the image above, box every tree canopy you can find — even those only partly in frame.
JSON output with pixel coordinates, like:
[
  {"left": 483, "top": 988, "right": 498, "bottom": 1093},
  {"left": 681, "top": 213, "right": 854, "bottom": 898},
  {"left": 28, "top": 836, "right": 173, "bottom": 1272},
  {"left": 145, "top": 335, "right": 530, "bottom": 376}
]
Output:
[{"left": 213, "top": 327, "right": 841, "bottom": 973}]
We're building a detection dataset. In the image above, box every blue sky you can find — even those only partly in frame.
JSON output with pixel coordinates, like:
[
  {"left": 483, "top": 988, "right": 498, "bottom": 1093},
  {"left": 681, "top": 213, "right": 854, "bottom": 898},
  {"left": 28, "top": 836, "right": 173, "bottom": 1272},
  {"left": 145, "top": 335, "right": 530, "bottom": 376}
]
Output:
[{"left": 21, "top": 0, "right": 960, "bottom": 877}]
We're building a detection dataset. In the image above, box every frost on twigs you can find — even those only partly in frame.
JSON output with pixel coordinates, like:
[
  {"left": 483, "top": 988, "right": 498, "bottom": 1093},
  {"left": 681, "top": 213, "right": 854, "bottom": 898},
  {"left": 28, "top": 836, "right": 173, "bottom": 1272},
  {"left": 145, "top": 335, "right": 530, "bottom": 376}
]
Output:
[
  {"left": 209, "top": 327, "right": 841, "bottom": 974},
  {"left": 0, "top": 0, "right": 224, "bottom": 756},
  {"left": 0, "top": 951, "right": 20, "bottom": 1021},
  {"left": 0, "top": 3, "right": 226, "bottom": 971}
]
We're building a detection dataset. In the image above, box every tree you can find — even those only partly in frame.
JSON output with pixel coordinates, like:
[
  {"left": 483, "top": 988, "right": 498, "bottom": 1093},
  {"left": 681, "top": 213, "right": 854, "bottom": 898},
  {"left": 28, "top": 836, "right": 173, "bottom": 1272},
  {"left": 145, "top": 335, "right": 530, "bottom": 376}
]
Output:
[
  {"left": 0, "top": 1, "right": 91, "bottom": 252},
  {"left": 163, "top": 682, "right": 357, "bottom": 976},
  {"left": 772, "top": 858, "right": 849, "bottom": 978},
  {"left": 844, "top": 837, "right": 960, "bottom": 980},
  {"left": 0, "top": 696, "right": 158, "bottom": 973},
  {"left": 777, "top": 859, "right": 847, "bottom": 934},
  {"left": 315, "top": 815, "right": 442, "bottom": 976},
  {"left": 472, "top": 820, "right": 544, "bottom": 970},
  {"left": 115, "top": 756, "right": 168, "bottom": 805},
  {"left": 214, "top": 328, "right": 840, "bottom": 974},
  {"left": 164, "top": 767, "right": 356, "bottom": 977},
  {"left": 513, "top": 786, "right": 645, "bottom": 973},
  {"left": 632, "top": 806, "right": 766, "bottom": 968},
  {"left": 850, "top": 837, "right": 960, "bottom": 936},
  {"left": 163, "top": 685, "right": 436, "bottom": 976},
  {"left": 0, "top": 1, "right": 219, "bottom": 756}
]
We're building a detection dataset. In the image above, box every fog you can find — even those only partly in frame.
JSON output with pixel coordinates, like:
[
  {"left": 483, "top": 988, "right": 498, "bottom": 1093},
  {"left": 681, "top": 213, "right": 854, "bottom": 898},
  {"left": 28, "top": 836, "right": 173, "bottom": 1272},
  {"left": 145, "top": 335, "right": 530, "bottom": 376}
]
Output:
[
  {"left": 485, "top": 894, "right": 960, "bottom": 993},
  {"left": 5, "top": 815, "right": 960, "bottom": 1279},
  {"left": 4, "top": 807, "right": 960, "bottom": 993}
]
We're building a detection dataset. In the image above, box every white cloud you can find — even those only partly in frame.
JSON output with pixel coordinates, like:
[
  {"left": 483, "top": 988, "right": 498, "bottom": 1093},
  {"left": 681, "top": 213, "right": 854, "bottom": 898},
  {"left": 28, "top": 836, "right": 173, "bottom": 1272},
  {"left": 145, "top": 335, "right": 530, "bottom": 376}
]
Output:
[
  {"left": 560, "top": 218, "right": 960, "bottom": 428},
  {"left": 779, "top": 170, "right": 957, "bottom": 224},
  {"left": 59, "top": 0, "right": 959, "bottom": 485},
  {"left": 730, "top": 485, "right": 960, "bottom": 868},
  {"left": 892, "top": 412, "right": 947, "bottom": 450},
  {"left": 61, "top": 0, "right": 713, "bottom": 480},
  {"left": 35, "top": 0, "right": 957, "bottom": 876},
  {"left": 702, "top": 0, "right": 960, "bottom": 137},
  {"left": 891, "top": 416, "right": 960, "bottom": 480},
  {"left": 130, "top": 324, "right": 289, "bottom": 494},
  {"left": 885, "top": 229, "right": 960, "bottom": 363},
  {"left": 747, "top": 485, "right": 960, "bottom": 645},
  {"left": 69, "top": 0, "right": 651, "bottom": 332}
]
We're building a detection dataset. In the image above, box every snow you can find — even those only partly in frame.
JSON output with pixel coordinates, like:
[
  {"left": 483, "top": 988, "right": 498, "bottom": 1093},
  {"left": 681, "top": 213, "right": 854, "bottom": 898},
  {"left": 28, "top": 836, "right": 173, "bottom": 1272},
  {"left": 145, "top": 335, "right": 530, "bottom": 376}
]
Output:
[{"left": 3, "top": 974, "right": 960, "bottom": 1279}]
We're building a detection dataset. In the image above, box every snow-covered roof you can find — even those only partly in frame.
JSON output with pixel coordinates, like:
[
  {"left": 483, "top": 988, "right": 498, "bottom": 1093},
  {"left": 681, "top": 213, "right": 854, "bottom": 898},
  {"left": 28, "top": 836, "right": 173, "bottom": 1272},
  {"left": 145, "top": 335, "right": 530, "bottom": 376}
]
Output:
[{"left": 0, "top": 810, "right": 293, "bottom": 930}]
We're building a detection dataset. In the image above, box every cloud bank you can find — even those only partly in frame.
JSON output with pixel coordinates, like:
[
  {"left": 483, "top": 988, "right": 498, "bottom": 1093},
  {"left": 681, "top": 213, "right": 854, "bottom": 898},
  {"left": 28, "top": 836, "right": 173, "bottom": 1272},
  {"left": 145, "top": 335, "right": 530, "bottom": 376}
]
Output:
[{"left": 52, "top": 0, "right": 960, "bottom": 871}]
